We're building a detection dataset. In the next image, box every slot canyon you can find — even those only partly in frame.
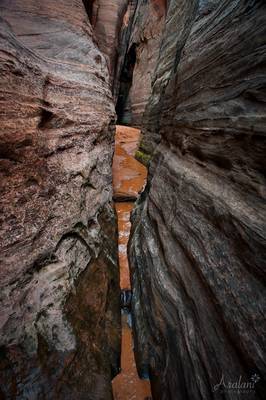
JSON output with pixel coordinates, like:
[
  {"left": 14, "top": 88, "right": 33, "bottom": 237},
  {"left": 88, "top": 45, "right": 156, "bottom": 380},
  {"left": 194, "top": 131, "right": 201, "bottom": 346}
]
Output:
[{"left": 0, "top": 1, "right": 265, "bottom": 399}]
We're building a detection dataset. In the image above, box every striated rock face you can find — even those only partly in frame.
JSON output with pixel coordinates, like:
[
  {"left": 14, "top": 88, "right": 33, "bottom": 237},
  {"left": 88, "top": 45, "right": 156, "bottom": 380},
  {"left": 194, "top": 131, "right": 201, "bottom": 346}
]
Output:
[
  {"left": 116, "top": 0, "right": 166, "bottom": 126},
  {"left": 0, "top": 1, "right": 120, "bottom": 398},
  {"left": 86, "top": 0, "right": 129, "bottom": 86},
  {"left": 113, "top": 0, "right": 138, "bottom": 102},
  {"left": 129, "top": 1, "right": 266, "bottom": 399}
]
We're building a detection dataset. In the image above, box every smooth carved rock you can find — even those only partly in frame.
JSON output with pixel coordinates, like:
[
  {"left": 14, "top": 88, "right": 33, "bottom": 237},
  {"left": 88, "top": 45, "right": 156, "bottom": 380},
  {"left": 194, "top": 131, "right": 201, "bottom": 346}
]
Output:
[
  {"left": 113, "top": 0, "right": 139, "bottom": 104},
  {"left": 0, "top": 1, "right": 120, "bottom": 398},
  {"left": 129, "top": 1, "right": 266, "bottom": 399},
  {"left": 87, "top": 0, "right": 129, "bottom": 86},
  {"left": 116, "top": 0, "right": 166, "bottom": 126}
]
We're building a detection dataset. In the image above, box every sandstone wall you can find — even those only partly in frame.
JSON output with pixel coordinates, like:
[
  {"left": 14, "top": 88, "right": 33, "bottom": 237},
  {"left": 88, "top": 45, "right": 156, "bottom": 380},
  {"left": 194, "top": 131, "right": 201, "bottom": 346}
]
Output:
[
  {"left": 129, "top": 1, "right": 266, "bottom": 399},
  {"left": 87, "top": 0, "right": 129, "bottom": 86},
  {"left": 0, "top": 1, "right": 120, "bottom": 398},
  {"left": 116, "top": 0, "right": 166, "bottom": 126}
]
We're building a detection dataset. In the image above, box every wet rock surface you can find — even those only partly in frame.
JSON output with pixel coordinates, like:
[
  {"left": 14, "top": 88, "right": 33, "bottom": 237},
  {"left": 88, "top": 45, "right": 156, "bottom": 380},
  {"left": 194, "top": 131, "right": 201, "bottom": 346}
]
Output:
[
  {"left": 112, "top": 312, "right": 151, "bottom": 400},
  {"left": 129, "top": 1, "right": 266, "bottom": 399},
  {"left": 112, "top": 125, "right": 150, "bottom": 400},
  {"left": 0, "top": 1, "right": 120, "bottom": 398},
  {"left": 112, "top": 125, "right": 147, "bottom": 291},
  {"left": 112, "top": 125, "right": 147, "bottom": 201}
]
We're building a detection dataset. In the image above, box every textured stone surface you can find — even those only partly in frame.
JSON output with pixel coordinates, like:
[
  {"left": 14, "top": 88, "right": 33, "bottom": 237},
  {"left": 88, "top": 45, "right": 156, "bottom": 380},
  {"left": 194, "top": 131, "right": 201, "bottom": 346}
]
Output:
[
  {"left": 113, "top": 0, "right": 138, "bottom": 102},
  {"left": 112, "top": 125, "right": 146, "bottom": 201},
  {"left": 87, "top": 0, "right": 129, "bottom": 86},
  {"left": 129, "top": 1, "right": 266, "bottom": 399},
  {"left": 116, "top": 0, "right": 166, "bottom": 126},
  {"left": 0, "top": 1, "right": 120, "bottom": 398}
]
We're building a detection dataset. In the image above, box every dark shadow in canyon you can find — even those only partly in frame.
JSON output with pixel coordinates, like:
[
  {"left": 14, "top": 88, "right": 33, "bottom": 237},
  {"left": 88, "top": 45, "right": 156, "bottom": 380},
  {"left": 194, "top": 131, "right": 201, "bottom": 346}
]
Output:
[
  {"left": 82, "top": 0, "right": 94, "bottom": 24},
  {"left": 116, "top": 44, "right": 137, "bottom": 125}
]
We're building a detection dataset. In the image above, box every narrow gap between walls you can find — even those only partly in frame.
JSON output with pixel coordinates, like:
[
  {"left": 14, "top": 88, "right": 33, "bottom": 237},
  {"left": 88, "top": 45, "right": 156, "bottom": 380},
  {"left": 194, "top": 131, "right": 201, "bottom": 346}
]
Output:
[{"left": 111, "top": 125, "right": 152, "bottom": 400}]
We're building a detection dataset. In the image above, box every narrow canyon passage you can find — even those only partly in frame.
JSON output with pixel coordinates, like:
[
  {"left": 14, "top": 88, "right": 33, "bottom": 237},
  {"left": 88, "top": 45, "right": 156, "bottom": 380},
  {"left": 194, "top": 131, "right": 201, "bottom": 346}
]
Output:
[
  {"left": 1, "top": 1, "right": 265, "bottom": 399},
  {"left": 112, "top": 126, "right": 151, "bottom": 400}
]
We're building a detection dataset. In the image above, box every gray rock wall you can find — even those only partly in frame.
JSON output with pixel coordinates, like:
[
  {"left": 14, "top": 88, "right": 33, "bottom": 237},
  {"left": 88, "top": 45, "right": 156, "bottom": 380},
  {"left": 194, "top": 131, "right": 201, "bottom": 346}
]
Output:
[{"left": 129, "top": 1, "right": 266, "bottom": 399}]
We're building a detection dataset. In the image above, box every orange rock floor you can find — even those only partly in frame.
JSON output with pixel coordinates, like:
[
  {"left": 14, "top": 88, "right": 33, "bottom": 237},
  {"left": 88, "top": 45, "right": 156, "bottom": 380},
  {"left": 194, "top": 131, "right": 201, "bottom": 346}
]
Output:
[{"left": 112, "top": 125, "right": 151, "bottom": 400}]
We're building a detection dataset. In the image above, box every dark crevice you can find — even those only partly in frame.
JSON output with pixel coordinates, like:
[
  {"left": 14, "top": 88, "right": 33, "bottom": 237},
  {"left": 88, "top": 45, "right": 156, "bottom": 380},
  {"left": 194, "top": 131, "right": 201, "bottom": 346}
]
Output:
[
  {"left": 120, "top": 289, "right": 132, "bottom": 310},
  {"left": 38, "top": 109, "right": 54, "bottom": 129},
  {"left": 116, "top": 44, "right": 137, "bottom": 125},
  {"left": 82, "top": 0, "right": 95, "bottom": 25}
]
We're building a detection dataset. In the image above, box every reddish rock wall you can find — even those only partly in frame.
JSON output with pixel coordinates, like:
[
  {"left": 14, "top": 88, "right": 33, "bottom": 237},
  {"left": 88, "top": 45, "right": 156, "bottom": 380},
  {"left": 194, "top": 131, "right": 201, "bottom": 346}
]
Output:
[
  {"left": 87, "top": 0, "right": 129, "bottom": 85},
  {"left": 116, "top": 0, "right": 166, "bottom": 126},
  {"left": 0, "top": 1, "right": 120, "bottom": 398}
]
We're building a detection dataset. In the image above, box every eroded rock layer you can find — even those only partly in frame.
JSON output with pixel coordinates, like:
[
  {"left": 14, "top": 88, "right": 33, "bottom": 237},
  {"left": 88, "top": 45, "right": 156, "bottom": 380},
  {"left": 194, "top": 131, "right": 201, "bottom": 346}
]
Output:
[
  {"left": 0, "top": 1, "right": 120, "bottom": 398},
  {"left": 87, "top": 0, "right": 129, "bottom": 86},
  {"left": 116, "top": 0, "right": 166, "bottom": 126},
  {"left": 129, "top": 1, "right": 266, "bottom": 399}
]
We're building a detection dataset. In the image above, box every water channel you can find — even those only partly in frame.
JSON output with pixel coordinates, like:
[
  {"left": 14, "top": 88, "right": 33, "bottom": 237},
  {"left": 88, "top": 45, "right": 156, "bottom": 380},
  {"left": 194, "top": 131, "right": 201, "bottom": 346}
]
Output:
[{"left": 112, "top": 125, "right": 151, "bottom": 400}]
